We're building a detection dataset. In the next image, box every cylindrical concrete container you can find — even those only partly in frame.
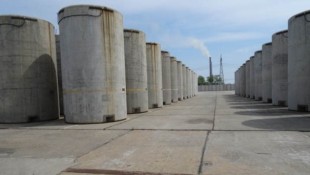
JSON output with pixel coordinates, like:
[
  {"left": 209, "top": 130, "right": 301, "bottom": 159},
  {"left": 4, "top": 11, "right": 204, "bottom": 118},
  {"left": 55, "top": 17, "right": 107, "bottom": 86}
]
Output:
[
  {"left": 124, "top": 29, "right": 148, "bottom": 113},
  {"left": 58, "top": 5, "right": 127, "bottom": 123},
  {"left": 56, "top": 35, "right": 64, "bottom": 115},
  {"left": 194, "top": 72, "right": 198, "bottom": 96},
  {"left": 161, "top": 51, "right": 171, "bottom": 105},
  {"left": 0, "top": 15, "right": 59, "bottom": 123},
  {"left": 272, "top": 30, "right": 288, "bottom": 106},
  {"left": 186, "top": 67, "right": 190, "bottom": 98},
  {"left": 192, "top": 71, "right": 195, "bottom": 96},
  {"left": 249, "top": 56, "right": 255, "bottom": 99},
  {"left": 254, "top": 51, "right": 263, "bottom": 101},
  {"left": 177, "top": 61, "right": 183, "bottom": 100},
  {"left": 236, "top": 69, "right": 239, "bottom": 95},
  {"left": 235, "top": 71, "right": 238, "bottom": 95},
  {"left": 182, "top": 64, "right": 187, "bottom": 99},
  {"left": 189, "top": 70, "right": 193, "bottom": 97},
  {"left": 262, "top": 42, "right": 273, "bottom": 103},
  {"left": 288, "top": 11, "right": 310, "bottom": 111},
  {"left": 240, "top": 64, "right": 246, "bottom": 97},
  {"left": 190, "top": 70, "right": 193, "bottom": 96},
  {"left": 170, "top": 57, "right": 178, "bottom": 103},
  {"left": 239, "top": 67, "right": 242, "bottom": 95},
  {"left": 245, "top": 60, "right": 250, "bottom": 98},
  {"left": 187, "top": 68, "right": 192, "bottom": 98},
  {"left": 146, "top": 43, "right": 163, "bottom": 109}
]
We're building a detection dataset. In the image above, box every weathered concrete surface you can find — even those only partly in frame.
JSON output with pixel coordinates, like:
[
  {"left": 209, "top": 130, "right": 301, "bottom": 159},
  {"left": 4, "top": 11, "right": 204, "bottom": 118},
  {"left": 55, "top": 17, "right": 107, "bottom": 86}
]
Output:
[
  {"left": 202, "top": 131, "right": 310, "bottom": 175},
  {"left": 0, "top": 114, "right": 141, "bottom": 130},
  {"left": 215, "top": 92, "right": 310, "bottom": 131},
  {"left": 71, "top": 130, "right": 207, "bottom": 174},
  {"left": 0, "top": 91, "right": 309, "bottom": 175},
  {"left": 0, "top": 129, "right": 128, "bottom": 175},
  {"left": 110, "top": 114, "right": 214, "bottom": 130}
]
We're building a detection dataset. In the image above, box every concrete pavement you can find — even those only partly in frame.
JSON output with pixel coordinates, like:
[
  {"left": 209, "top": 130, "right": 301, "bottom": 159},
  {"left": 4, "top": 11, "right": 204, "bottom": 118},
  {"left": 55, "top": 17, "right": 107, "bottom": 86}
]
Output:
[{"left": 0, "top": 91, "right": 309, "bottom": 175}]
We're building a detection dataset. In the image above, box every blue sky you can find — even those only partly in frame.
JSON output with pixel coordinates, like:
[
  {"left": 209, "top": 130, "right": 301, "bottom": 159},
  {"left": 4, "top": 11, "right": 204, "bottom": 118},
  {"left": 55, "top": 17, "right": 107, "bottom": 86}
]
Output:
[{"left": 2, "top": 0, "right": 310, "bottom": 83}]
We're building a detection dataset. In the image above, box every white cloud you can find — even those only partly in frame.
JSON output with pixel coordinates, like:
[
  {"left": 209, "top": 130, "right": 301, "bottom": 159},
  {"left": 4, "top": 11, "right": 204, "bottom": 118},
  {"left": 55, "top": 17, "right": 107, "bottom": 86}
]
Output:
[{"left": 206, "top": 32, "right": 264, "bottom": 43}]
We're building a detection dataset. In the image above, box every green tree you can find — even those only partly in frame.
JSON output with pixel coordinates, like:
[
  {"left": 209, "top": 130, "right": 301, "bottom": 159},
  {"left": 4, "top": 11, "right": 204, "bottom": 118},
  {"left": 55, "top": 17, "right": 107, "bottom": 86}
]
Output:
[
  {"left": 213, "top": 75, "right": 223, "bottom": 84},
  {"left": 207, "top": 75, "right": 223, "bottom": 85},
  {"left": 198, "top": 76, "right": 206, "bottom": 85},
  {"left": 207, "top": 76, "right": 214, "bottom": 84}
]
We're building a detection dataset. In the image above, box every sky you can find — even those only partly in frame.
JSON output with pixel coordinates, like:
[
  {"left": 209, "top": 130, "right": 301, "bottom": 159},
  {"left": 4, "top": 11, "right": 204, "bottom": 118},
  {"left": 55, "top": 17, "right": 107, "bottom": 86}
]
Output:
[{"left": 2, "top": 0, "right": 310, "bottom": 83}]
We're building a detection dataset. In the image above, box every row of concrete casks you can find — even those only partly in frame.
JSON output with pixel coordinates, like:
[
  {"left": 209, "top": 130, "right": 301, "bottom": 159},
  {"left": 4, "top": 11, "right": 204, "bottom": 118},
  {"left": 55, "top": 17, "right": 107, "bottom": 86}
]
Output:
[
  {"left": 235, "top": 9, "right": 310, "bottom": 112},
  {"left": 0, "top": 5, "right": 198, "bottom": 123},
  {"left": 161, "top": 51, "right": 197, "bottom": 105}
]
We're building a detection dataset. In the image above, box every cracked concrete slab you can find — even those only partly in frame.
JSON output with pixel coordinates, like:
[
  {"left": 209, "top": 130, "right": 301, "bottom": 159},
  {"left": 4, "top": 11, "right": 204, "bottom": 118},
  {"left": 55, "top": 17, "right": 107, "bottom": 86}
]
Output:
[
  {"left": 201, "top": 131, "right": 310, "bottom": 175},
  {"left": 71, "top": 130, "right": 207, "bottom": 175},
  {"left": 0, "top": 129, "right": 128, "bottom": 175}
]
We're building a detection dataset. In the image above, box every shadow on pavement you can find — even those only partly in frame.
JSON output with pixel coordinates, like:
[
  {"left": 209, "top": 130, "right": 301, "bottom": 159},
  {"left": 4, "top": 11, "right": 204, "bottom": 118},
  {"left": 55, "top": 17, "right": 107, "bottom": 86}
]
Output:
[
  {"left": 235, "top": 109, "right": 310, "bottom": 116},
  {"left": 231, "top": 104, "right": 285, "bottom": 110},
  {"left": 242, "top": 116, "right": 310, "bottom": 130}
]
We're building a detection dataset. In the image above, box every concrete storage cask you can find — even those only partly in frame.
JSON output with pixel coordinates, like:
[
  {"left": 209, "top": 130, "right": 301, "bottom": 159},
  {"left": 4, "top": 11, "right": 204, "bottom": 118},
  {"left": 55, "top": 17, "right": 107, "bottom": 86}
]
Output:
[
  {"left": 245, "top": 60, "right": 250, "bottom": 98},
  {"left": 288, "top": 11, "right": 310, "bottom": 111},
  {"left": 187, "top": 68, "right": 192, "bottom": 98},
  {"left": 192, "top": 71, "right": 195, "bottom": 97},
  {"left": 237, "top": 68, "right": 240, "bottom": 95},
  {"left": 235, "top": 69, "right": 238, "bottom": 95},
  {"left": 182, "top": 64, "right": 188, "bottom": 99},
  {"left": 272, "top": 30, "right": 288, "bottom": 106},
  {"left": 192, "top": 72, "right": 195, "bottom": 95},
  {"left": 240, "top": 64, "right": 246, "bottom": 97},
  {"left": 237, "top": 67, "right": 241, "bottom": 96},
  {"left": 250, "top": 56, "right": 255, "bottom": 99},
  {"left": 254, "top": 51, "right": 263, "bottom": 101},
  {"left": 146, "top": 43, "right": 163, "bottom": 109},
  {"left": 161, "top": 51, "right": 171, "bottom": 105},
  {"left": 239, "top": 68, "right": 241, "bottom": 95},
  {"left": 124, "top": 29, "right": 148, "bottom": 113},
  {"left": 235, "top": 71, "right": 238, "bottom": 95},
  {"left": 56, "top": 35, "right": 64, "bottom": 115},
  {"left": 195, "top": 73, "right": 197, "bottom": 95},
  {"left": 58, "top": 5, "right": 127, "bottom": 123},
  {"left": 170, "top": 57, "right": 178, "bottom": 103},
  {"left": 189, "top": 70, "right": 192, "bottom": 95},
  {"left": 0, "top": 15, "right": 59, "bottom": 123},
  {"left": 239, "top": 68, "right": 242, "bottom": 95},
  {"left": 177, "top": 61, "right": 183, "bottom": 100},
  {"left": 186, "top": 67, "right": 190, "bottom": 97},
  {"left": 262, "top": 42, "right": 273, "bottom": 103}
]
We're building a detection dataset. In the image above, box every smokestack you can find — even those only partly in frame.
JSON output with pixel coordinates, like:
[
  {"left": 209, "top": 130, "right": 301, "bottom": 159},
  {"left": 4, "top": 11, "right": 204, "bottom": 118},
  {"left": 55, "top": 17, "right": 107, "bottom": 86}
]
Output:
[{"left": 209, "top": 57, "right": 213, "bottom": 77}]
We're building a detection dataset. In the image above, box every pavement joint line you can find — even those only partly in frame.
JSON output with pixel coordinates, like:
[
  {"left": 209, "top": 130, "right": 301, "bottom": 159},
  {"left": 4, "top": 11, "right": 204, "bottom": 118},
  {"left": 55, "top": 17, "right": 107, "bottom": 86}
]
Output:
[
  {"left": 198, "top": 93, "right": 218, "bottom": 175},
  {"left": 75, "top": 129, "right": 133, "bottom": 160},
  {"left": 63, "top": 167, "right": 194, "bottom": 175},
  {"left": 103, "top": 116, "right": 149, "bottom": 130},
  {"left": 103, "top": 107, "right": 169, "bottom": 130},
  {"left": 1, "top": 128, "right": 309, "bottom": 132},
  {"left": 212, "top": 93, "right": 218, "bottom": 131},
  {"left": 106, "top": 128, "right": 210, "bottom": 131},
  {"left": 197, "top": 131, "right": 210, "bottom": 175},
  {"left": 212, "top": 130, "right": 310, "bottom": 132}
]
